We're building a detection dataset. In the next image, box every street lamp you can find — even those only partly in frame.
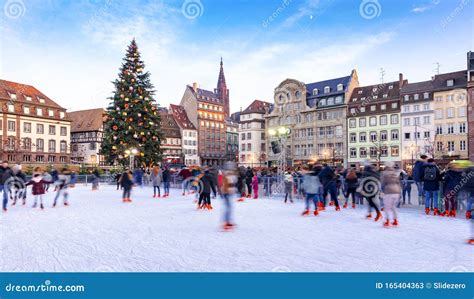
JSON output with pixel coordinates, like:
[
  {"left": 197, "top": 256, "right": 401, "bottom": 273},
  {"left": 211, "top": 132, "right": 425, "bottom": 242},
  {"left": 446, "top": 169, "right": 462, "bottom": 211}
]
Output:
[{"left": 125, "top": 148, "right": 139, "bottom": 170}]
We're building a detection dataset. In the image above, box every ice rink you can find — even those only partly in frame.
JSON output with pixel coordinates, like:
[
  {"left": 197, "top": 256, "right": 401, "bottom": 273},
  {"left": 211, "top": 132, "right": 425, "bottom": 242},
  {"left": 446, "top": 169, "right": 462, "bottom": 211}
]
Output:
[{"left": 0, "top": 184, "right": 472, "bottom": 272}]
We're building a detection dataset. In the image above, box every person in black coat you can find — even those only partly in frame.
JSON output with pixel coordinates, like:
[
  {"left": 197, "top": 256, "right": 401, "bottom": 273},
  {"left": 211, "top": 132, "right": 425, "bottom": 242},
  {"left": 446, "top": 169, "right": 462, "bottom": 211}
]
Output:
[
  {"left": 245, "top": 167, "right": 254, "bottom": 198},
  {"left": 420, "top": 158, "right": 442, "bottom": 215},
  {"left": 11, "top": 164, "right": 27, "bottom": 206},
  {"left": 197, "top": 170, "right": 216, "bottom": 210},
  {"left": 162, "top": 167, "right": 171, "bottom": 197},
  {"left": 119, "top": 170, "right": 134, "bottom": 202},
  {"left": 0, "top": 161, "right": 13, "bottom": 212},
  {"left": 360, "top": 163, "right": 382, "bottom": 221},
  {"left": 318, "top": 164, "right": 340, "bottom": 210},
  {"left": 443, "top": 162, "right": 463, "bottom": 217}
]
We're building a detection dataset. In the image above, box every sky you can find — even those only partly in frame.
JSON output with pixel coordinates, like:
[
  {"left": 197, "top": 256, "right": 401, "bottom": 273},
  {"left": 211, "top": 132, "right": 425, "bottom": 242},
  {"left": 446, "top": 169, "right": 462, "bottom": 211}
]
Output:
[{"left": 1, "top": 0, "right": 472, "bottom": 113}]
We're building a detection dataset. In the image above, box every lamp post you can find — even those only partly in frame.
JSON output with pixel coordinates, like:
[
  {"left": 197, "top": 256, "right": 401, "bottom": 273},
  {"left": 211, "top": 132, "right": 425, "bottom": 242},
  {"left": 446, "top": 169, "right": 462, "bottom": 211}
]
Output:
[
  {"left": 125, "top": 148, "right": 138, "bottom": 170},
  {"left": 410, "top": 144, "right": 416, "bottom": 171}
]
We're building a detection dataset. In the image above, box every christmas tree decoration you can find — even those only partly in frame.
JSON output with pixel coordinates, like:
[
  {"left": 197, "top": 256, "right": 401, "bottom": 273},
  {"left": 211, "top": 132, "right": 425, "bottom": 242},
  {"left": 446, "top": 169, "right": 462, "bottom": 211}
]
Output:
[{"left": 101, "top": 39, "right": 162, "bottom": 167}]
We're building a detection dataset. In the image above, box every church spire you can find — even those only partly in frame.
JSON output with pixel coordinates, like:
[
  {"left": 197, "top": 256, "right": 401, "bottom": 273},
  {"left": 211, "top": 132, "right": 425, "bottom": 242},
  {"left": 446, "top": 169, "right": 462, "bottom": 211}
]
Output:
[{"left": 216, "top": 58, "right": 229, "bottom": 118}]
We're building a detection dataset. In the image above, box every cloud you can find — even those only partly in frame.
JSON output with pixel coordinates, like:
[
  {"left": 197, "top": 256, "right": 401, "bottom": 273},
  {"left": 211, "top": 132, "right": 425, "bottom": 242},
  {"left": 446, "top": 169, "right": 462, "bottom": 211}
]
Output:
[
  {"left": 411, "top": 0, "right": 440, "bottom": 13},
  {"left": 281, "top": 0, "right": 321, "bottom": 28}
]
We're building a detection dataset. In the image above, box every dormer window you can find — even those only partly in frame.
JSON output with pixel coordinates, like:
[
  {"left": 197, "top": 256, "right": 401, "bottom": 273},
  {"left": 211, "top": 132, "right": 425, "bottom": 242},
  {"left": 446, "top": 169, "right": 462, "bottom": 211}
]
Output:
[
  {"left": 9, "top": 93, "right": 17, "bottom": 100},
  {"left": 48, "top": 109, "right": 54, "bottom": 117},
  {"left": 25, "top": 96, "right": 32, "bottom": 101},
  {"left": 404, "top": 95, "right": 409, "bottom": 101},
  {"left": 324, "top": 86, "right": 330, "bottom": 93},
  {"left": 372, "top": 88, "right": 377, "bottom": 92},
  {"left": 388, "top": 85, "right": 393, "bottom": 89},
  {"left": 23, "top": 106, "right": 30, "bottom": 114},
  {"left": 60, "top": 111, "right": 65, "bottom": 119},
  {"left": 295, "top": 91, "right": 301, "bottom": 99},
  {"left": 358, "top": 90, "right": 363, "bottom": 94},
  {"left": 37, "top": 108, "right": 43, "bottom": 116},
  {"left": 7, "top": 104, "right": 14, "bottom": 112},
  {"left": 446, "top": 79, "right": 454, "bottom": 87},
  {"left": 38, "top": 97, "right": 45, "bottom": 104},
  {"left": 383, "top": 94, "right": 388, "bottom": 98},
  {"left": 414, "top": 94, "right": 419, "bottom": 100},
  {"left": 373, "top": 95, "right": 378, "bottom": 99},
  {"left": 352, "top": 98, "right": 357, "bottom": 102},
  {"left": 337, "top": 84, "right": 343, "bottom": 91},
  {"left": 423, "top": 92, "right": 429, "bottom": 99},
  {"left": 312, "top": 88, "right": 318, "bottom": 95}
]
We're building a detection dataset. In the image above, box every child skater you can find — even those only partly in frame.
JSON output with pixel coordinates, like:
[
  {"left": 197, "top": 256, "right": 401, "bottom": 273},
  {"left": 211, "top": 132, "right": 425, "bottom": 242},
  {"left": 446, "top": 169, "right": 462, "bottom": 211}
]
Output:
[
  {"left": 252, "top": 173, "right": 259, "bottom": 199},
  {"left": 150, "top": 166, "right": 163, "bottom": 198},
  {"left": 53, "top": 168, "right": 71, "bottom": 207},
  {"left": 26, "top": 167, "right": 51, "bottom": 210}
]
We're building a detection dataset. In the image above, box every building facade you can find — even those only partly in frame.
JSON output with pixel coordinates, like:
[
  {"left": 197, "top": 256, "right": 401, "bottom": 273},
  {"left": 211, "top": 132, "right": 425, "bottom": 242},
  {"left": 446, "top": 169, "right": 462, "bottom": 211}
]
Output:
[
  {"left": 400, "top": 81, "right": 435, "bottom": 170},
  {"left": 0, "top": 80, "right": 71, "bottom": 165},
  {"left": 432, "top": 71, "right": 468, "bottom": 163},
  {"left": 265, "top": 70, "right": 359, "bottom": 167},
  {"left": 158, "top": 108, "right": 183, "bottom": 164},
  {"left": 347, "top": 75, "right": 406, "bottom": 168},
  {"left": 225, "top": 118, "right": 239, "bottom": 163},
  {"left": 238, "top": 100, "right": 271, "bottom": 167},
  {"left": 467, "top": 51, "right": 474, "bottom": 162},
  {"left": 169, "top": 104, "right": 199, "bottom": 166},
  {"left": 69, "top": 108, "right": 105, "bottom": 165},
  {"left": 179, "top": 61, "right": 228, "bottom": 166}
]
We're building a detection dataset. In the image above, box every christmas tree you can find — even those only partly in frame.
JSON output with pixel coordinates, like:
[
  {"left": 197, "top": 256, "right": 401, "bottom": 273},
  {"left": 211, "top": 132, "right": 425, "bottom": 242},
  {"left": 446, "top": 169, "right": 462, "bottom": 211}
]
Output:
[{"left": 101, "top": 39, "right": 162, "bottom": 167}]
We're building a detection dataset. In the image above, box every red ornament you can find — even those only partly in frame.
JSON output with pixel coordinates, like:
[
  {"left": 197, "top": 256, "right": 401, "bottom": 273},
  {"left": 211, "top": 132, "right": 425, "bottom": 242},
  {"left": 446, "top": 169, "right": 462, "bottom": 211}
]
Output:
[{"left": 112, "top": 125, "right": 118, "bottom": 131}]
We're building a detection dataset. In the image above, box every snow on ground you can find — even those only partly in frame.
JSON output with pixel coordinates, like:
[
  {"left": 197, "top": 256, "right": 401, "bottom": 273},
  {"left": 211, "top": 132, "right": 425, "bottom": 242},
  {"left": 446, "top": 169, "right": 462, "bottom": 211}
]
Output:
[{"left": 0, "top": 184, "right": 472, "bottom": 272}]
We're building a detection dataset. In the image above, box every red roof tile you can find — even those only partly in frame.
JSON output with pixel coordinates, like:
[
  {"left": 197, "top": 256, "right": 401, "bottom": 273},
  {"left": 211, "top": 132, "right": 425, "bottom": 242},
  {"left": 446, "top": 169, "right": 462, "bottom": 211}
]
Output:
[{"left": 169, "top": 104, "right": 197, "bottom": 130}]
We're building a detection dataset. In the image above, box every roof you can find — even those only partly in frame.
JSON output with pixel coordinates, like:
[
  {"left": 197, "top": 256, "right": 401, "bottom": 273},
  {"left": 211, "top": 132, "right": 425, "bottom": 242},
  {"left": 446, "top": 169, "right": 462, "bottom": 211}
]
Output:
[
  {"left": 241, "top": 99, "right": 272, "bottom": 114},
  {"left": 349, "top": 79, "right": 404, "bottom": 105},
  {"left": 169, "top": 104, "right": 196, "bottom": 130},
  {"left": 230, "top": 111, "right": 241, "bottom": 122},
  {"left": 432, "top": 70, "right": 467, "bottom": 91},
  {"left": 159, "top": 110, "right": 182, "bottom": 138},
  {"left": 68, "top": 108, "right": 105, "bottom": 133},
  {"left": 400, "top": 80, "right": 434, "bottom": 94},
  {"left": 187, "top": 85, "right": 223, "bottom": 104},
  {"left": 305, "top": 75, "right": 351, "bottom": 98},
  {"left": 0, "top": 79, "right": 65, "bottom": 109},
  {"left": 225, "top": 117, "right": 239, "bottom": 127}
]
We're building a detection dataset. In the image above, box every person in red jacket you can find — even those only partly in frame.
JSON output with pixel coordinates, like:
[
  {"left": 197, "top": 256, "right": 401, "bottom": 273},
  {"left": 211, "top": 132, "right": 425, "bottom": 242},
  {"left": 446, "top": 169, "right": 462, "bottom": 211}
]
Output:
[{"left": 25, "top": 168, "right": 52, "bottom": 210}]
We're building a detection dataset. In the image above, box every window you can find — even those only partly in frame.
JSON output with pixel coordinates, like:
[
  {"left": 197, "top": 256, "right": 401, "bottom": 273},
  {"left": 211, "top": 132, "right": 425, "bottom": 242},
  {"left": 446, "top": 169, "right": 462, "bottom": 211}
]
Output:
[
  {"left": 403, "top": 106, "right": 410, "bottom": 113},
  {"left": 36, "top": 139, "right": 44, "bottom": 151},
  {"left": 241, "top": 144, "right": 245, "bottom": 151},
  {"left": 404, "top": 95, "right": 409, "bottom": 101},
  {"left": 359, "top": 118, "right": 366, "bottom": 127},
  {"left": 447, "top": 107, "right": 455, "bottom": 118},
  {"left": 335, "top": 126, "right": 343, "bottom": 138},
  {"left": 460, "top": 140, "right": 466, "bottom": 151},
  {"left": 423, "top": 92, "right": 429, "bottom": 99},
  {"left": 391, "top": 102, "right": 398, "bottom": 109},
  {"left": 37, "top": 108, "right": 43, "bottom": 116},
  {"left": 424, "top": 131, "right": 430, "bottom": 138},
  {"left": 369, "top": 117, "right": 376, "bottom": 126},
  {"left": 349, "top": 119, "right": 356, "bottom": 128},
  {"left": 391, "top": 146, "right": 399, "bottom": 157},
  {"left": 380, "top": 115, "right": 387, "bottom": 125},
  {"left": 447, "top": 79, "right": 454, "bottom": 86},
  {"left": 447, "top": 141, "right": 455, "bottom": 152},
  {"left": 370, "top": 131, "right": 377, "bottom": 142},
  {"left": 435, "top": 109, "right": 443, "bottom": 119},
  {"left": 447, "top": 124, "right": 454, "bottom": 134},
  {"left": 7, "top": 120, "right": 15, "bottom": 132},
  {"left": 414, "top": 104, "right": 420, "bottom": 112},
  {"left": 337, "top": 84, "right": 343, "bottom": 91},
  {"left": 370, "top": 105, "right": 376, "bottom": 111},
  {"left": 23, "top": 106, "right": 30, "bottom": 114},
  {"left": 23, "top": 122, "right": 31, "bottom": 133},
  {"left": 380, "top": 131, "right": 387, "bottom": 141},
  {"left": 459, "top": 107, "right": 466, "bottom": 117},
  {"left": 380, "top": 104, "right": 386, "bottom": 110},
  {"left": 327, "top": 97, "right": 334, "bottom": 105},
  {"left": 381, "top": 147, "right": 388, "bottom": 157},
  {"left": 360, "top": 147, "right": 367, "bottom": 158},
  {"left": 60, "top": 141, "right": 67, "bottom": 153},
  {"left": 324, "top": 86, "right": 330, "bottom": 93},
  {"left": 369, "top": 147, "right": 377, "bottom": 157},
  {"left": 404, "top": 118, "right": 410, "bottom": 126},
  {"left": 390, "top": 114, "right": 399, "bottom": 124},
  {"left": 350, "top": 148, "right": 357, "bottom": 158},
  {"left": 414, "top": 117, "right": 420, "bottom": 125},
  {"left": 437, "top": 141, "right": 443, "bottom": 152},
  {"left": 360, "top": 107, "right": 366, "bottom": 113},
  {"left": 48, "top": 109, "right": 54, "bottom": 117},
  {"left": 423, "top": 116, "right": 430, "bottom": 124},
  {"left": 414, "top": 94, "right": 419, "bottom": 100},
  {"left": 359, "top": 132, "right": 366, "bottom": 142},
  {"left": 436, "top": 125, "right": 443, "bottom": 135},
  {"left": 350, "top": 133, "right": 357, "bottom": 143},
  {"left": 8, "top": 104, "right": 14, "bottom": 112},
  {"left": 312, "top": 88, "right": 318, "bottom": 95},
  {"left": 459, "top": 122, "right": 466, "bottom": 133},
  {"left": 49, "top": 125, "right": 56, "bottom": 135},
  {"left": 37, "top": 124, "right": 44, "bottom": 134},
  {"left": 423, "top": 103, "right": 430, "bottom": 110},
  {"left": 247, "top": 132, "right": 251, "bottom": 139},
  {"left": 335, "top": 96, "right": 343, "bottom": 104},
  {"left": 60, "top": 126, "right": 67, "bottom": 136},
  {"left": 241, "top": 133, "right": 245, "bottom": 140},
  {"left": 404, "top": 132, "right": 411, "bottom": 140}
]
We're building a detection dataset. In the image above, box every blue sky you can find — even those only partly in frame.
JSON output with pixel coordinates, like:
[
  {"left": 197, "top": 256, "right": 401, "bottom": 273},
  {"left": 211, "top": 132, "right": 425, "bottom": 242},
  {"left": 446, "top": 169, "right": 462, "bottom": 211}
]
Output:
[{"left": 1, "top": 0, "right": 472, "bottom": 112}]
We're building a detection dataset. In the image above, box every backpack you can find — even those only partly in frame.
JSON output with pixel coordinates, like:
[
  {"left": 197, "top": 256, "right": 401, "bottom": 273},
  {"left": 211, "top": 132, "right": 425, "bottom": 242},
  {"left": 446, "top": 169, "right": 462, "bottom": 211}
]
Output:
[{"left": 423, "top": 166, "right": 437, "bottom": 181}]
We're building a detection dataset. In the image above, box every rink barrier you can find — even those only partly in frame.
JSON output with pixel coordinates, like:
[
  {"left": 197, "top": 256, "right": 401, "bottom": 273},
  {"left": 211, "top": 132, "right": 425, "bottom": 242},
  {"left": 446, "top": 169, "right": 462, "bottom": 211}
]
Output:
[{"left": 0, "top": 272, "right": 471, "bottom": 299}]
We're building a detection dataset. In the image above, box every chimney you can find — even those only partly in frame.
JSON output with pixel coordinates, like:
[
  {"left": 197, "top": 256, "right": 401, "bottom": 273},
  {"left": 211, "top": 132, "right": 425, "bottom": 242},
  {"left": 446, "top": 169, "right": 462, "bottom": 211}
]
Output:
[
  {"left": 399, "top": 73, "right": 404, "bottom": 87},
  {"left": 192, "top": 82, "right": 198, "bottom": 93}
]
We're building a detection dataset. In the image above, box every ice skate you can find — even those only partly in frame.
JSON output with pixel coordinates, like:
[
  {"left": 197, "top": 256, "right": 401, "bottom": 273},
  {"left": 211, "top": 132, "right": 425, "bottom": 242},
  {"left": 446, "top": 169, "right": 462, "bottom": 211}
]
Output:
[
  {"left": 301, "top": 209, "right": 310, "bottom": 216},
  {"left": 313, "top": 210, "right": 319, "bottom": 216},
  {"left": 335, "top": 206, "right": 341, "bottom": 211},
  {"left": 40, "top": 203, "right": 44, "bottom": 210},
  {"left": 366, "top": 213, "right": 372, "bottom": 219},
  {"left": 468, "top": 239, "right": 474, "bottom": 245},
  {"left": 449, "top": 210, "right": 456, "bottom": 217},
  {"left": 343, "top": 203, "right": 347, "bottom": 209},
  {"left": 383, "top": 220, "right": 390, "bottom": 227},
  {"left": 374, "top": 212, "right": 383, "bottom": 222},
  {"left": 466, "top": 211, "right": 472, "bottom": 219},
  {"left": 352, "top": 203, "right": 356, "bottom": 209},
  {"left": 433, "top": 208, "right": 440, "bottom": 216},
  {"left": 392, "top": 219, "right": 398, "bottom": 226},
  {"left": 425, "top": 208, "right": 430, "bottom": 215}
]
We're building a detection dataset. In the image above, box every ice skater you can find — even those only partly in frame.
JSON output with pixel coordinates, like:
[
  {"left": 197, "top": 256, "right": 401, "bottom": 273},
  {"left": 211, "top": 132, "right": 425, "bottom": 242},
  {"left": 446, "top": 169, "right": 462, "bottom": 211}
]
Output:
[
  {"left": 301, "top": 166, "right": 322, "bottom": 216},
  {"left": 53, "top": 168, "right": 71, "bottom": 207},
  {"left": 150, "top": 166, "right": 163, "bottom": 198},
  {"left": 26, "top": 168, "right": 52, "bottom": 210},
  {"left": 221, "top": 162, "right": 238, "bottom": 231},
  {"left": 119, "top": 169, "right": 134, "bottom": 202},
  {"left": 380, "top": 162, "right": 401, "bottom": 227},
  {"left": 360, "top": 161, "right": 383, "bottom": 222},
  {"left": 284, "top": 171, "right": 294, "bottom": 203},
  {"left": 197, "top": 168, "right": 216, "bottom": 210},
  {"left": 252, "top": 173, "right": 259, "bottom": 199}
]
